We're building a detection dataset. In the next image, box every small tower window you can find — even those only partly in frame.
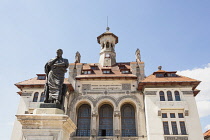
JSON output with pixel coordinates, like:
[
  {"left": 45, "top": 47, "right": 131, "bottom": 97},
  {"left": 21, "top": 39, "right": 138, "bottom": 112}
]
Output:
[
  {"left": 159, "top": 91, "right": 165, "bottom": 101},
  {"left": 105, "top": 53, "right": 111, "bottom": 58},
  {"left": 106, "top": 42, "right": 109, "bottom": 48},
  {"left": 33, "top": 92, "right": 39, "bottom": 102},
  {"left": 175, "top": 91, "right": 181, "bottom": 101}
]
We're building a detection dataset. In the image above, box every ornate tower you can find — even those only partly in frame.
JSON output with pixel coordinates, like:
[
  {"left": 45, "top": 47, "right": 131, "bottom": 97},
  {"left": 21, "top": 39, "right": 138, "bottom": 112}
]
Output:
[{"left": 97, "top": 27, "right": 118, "bottom": 67}]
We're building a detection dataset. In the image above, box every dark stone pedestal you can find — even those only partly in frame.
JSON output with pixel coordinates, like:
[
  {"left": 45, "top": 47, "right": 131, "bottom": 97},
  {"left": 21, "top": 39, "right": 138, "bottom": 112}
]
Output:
[{"left": 40, "top": 103, "right": 62, "bottom": 109}]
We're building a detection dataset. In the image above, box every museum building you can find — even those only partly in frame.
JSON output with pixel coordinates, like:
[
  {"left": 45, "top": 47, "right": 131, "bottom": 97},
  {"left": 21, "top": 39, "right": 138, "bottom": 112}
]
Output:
[{"left": 11, "top": 28, "right": 204, "bottom": 140}]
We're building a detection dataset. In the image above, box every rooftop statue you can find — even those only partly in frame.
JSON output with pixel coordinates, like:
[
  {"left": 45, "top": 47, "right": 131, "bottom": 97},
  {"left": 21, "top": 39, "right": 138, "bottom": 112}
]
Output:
[
  {"left": 75, "top": 51, "right": 81, "bottom": 63},
  {"left": 44, "top": 49, "right": 69, "bottom": 104},
  {"left": 135, "top": 48, "right": 141, "bottom": 62}
]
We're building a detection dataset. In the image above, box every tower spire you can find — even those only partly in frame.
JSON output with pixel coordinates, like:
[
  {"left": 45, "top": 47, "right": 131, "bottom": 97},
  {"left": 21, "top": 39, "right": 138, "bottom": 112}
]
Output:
[{"left": 106, "top": 16, "right": 110, "bottom": 31}]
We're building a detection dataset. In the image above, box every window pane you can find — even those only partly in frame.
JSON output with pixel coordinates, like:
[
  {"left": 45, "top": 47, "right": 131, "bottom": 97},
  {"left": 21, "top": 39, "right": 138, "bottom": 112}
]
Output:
[
  {"left": 33, "top": 92, "right": 39, "bottom": 102},
  {"left": 171, "top": 122, "right": 178, "bottom": 135},
  {"left": 167, "top": 91, "right": 173, "bottom": 101},
  {"left": 180, "top": 122, "right": 187, "bottom": 135},
  {"left": 160, "top": 91, "right": 165, "bottom": 101},
  {"left": 162, "top": 113, "right": 167, "bottom": 118},
  {"left": 175, "top": 91, "right": 181, "bottom": 101},
  {"left": 163, "top": 122, "right": 170, "bottom": 135},
  {"left": 178, "top": 113, "right": 184, "bottom": 118},
  {"left": 170, "top": 113, "right": 176, "bottom": 118},
  {"left": 99, "top": 104, "right": 113, "bottom": 136},
  {"left": 39, "top": 92, "right": 45, "bottom": 102},
  {"left": 121, "top": 104, "right": 136, "bottom": 136},
  {"left": 76, "top": 104, "right": 91, "bottom": 136}
]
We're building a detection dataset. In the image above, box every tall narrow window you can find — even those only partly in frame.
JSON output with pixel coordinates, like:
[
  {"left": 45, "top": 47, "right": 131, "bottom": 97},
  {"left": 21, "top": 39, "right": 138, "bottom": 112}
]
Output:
[
  {"left": 106, "top": 42, "right": 109, "bottom": 48},
  {"left": 175, "top": 91, "right": 181, "bottom": 101},
  {"left": 171, "top": 122, "right": 178, "bottom": 135},
  {"left": 167, "top": 91, "right": 173, "bottom": 101},
  {"left": 39, "top": 92, "right": 45, "bottom": 102},
  {"left": 76, "top": 104, "right": 91, "bottom": 136},
  {"left": 33, "top": 92, "right": 39, "bottom": 102},
  {"left": 160, "top": 91, "right": 165, "bottom": 101},
  {"left": 163, "top": 122, "right": 170, "bottom": 135},
  {"left": 99, "top": 104, "right": 113, "bottom": 136},
  {"left": 121, "top": 104, "right": 136, "bottom": 136},
  {"left": 180, "top": 121, "right": 187, "bottom": 135}
]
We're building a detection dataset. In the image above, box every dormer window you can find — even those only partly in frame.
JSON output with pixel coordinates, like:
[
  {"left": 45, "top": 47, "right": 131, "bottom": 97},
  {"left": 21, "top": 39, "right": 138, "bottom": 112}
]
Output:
[
  {"left": 102, "top": 70, "right": 111, "bottom": 74},
  {"left": 119, "top": 65, "right": 126, "bottom": 69},
  {"left": 168, "top": 73, "right": 177, "bottom": 77},
  {"left": 82, "top": 70, "right": 92, "bottom": 74},
  {"left": 105, "top": 53, "right": 110, "bottom": 58},
  {"left": 37, "top": 74, "right": 46, "bottom": 80},
  {"left": 121, "top": 70, "right": 130, "bottom": 74},
  {"left": 156, "top": 74, "right": 164, "bottom": 77},
  {"left": 91, "top": 66, "right": 98, "bottom": 70}
]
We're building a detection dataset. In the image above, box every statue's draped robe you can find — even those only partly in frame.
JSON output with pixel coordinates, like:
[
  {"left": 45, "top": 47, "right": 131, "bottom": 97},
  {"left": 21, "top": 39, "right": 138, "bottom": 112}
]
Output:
[{"left": 46, "top": 58, "right": 69, "bottom": 100}]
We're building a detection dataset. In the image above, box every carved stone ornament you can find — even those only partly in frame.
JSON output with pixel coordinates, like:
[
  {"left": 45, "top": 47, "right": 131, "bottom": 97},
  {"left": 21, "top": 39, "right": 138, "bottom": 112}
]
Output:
[
  {"left": 158, "top": 110, "right": 161, "bottom": 116},
  {"left": 114, "top": 111, "right": 121, "bottom": 117},
  {"left": 114, "top": 129, "right": 120, "bottom": 136},
  {"left": 185, "top": 110, "right": 189, "bottom": 116},
  {"left": 91, "top": 129, "right": 96, "bottom": 136}
]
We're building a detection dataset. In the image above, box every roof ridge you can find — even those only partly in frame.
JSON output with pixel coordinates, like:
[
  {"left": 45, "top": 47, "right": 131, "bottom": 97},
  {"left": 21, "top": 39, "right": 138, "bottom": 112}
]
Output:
[{"left": 15, "top": 77, "right": 37, "bottom": 85}]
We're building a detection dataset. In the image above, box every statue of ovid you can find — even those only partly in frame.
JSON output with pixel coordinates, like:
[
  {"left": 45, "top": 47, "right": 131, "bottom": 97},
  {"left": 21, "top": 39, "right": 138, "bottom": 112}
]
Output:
[{"left": 44, "top": 49, "right": 69, "bottom": 104}]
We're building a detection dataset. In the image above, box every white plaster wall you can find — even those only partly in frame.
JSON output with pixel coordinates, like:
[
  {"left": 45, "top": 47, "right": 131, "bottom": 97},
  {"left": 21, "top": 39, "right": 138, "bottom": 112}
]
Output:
[
  {"left": 184, "top": 94, "right": 204, "bottom": 140},
  {"left": 144, "top": 87, "right": 203, "bottom": 140}
]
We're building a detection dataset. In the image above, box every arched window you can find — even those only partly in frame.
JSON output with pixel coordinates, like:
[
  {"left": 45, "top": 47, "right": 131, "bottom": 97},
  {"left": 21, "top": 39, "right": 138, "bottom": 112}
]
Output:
[
  {"left": 39, "top": 92, "right": 45, "bottom": 102},
  {"left": 76, "top": 104, "right": 91, "bottom": 136},
  {"left": 121, "top": 104, "right": 136, "bottom": 136},
  {"left": 106, "top": 42, "right": 109, "bottom": 48},
  {"left": 159, "top": 91, "right": 165, "bottom": 101},
  {"left": 175, "top": 91, "right": 181, "bottom": 101},
  {"left": 167, "top": 91, "right": 173, "bottom": 101},
  {"left": 33, "top": 92, "right": 39, "bottom": 102},
  {"left": 99, "top": 104, "right": 113, "bottom": 136}
]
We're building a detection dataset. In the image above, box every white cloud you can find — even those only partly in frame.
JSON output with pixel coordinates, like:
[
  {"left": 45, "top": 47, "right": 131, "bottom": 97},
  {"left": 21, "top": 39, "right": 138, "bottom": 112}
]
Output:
[
  {"left": 177, "top": 63, "right": 210, "bottom": 118},
  {"left": 205, "top": 124, "right": 210, "bottom": 131}
]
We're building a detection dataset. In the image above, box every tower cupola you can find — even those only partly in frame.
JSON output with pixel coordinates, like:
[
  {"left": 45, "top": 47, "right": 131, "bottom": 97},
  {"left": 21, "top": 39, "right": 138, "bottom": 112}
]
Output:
[{"left": 97, "top": 27, "right": 118, "bottom": 67}]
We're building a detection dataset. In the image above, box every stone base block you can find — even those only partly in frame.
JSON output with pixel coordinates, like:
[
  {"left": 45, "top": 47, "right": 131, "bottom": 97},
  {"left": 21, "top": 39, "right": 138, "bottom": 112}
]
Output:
[{"left": 33, "top": 108, "right": 64, "bottom": 114}]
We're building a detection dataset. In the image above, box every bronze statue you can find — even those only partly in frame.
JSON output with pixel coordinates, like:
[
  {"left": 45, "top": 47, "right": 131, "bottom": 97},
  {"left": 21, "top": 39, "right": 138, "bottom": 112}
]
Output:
[{"left": 44, "top": 49, "right": 69, "bottom": 104}]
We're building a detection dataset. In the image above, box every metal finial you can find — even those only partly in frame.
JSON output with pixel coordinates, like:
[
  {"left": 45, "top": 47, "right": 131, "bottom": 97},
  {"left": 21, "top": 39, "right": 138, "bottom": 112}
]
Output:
[
  {"left": 158, "top": 66, "right": 162, "bottom": 70},
  {"left": 106, "top": 16, "right": 110, "bottom": 31},
  {"left": 106, "top": 26, "right": 110, "bottom": 31}
]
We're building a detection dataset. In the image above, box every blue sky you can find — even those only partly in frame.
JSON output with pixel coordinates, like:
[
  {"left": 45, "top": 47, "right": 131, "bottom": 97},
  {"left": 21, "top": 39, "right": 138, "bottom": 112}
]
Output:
[{"left": 0, "top": 0, "right": 210, "bottom": 139}]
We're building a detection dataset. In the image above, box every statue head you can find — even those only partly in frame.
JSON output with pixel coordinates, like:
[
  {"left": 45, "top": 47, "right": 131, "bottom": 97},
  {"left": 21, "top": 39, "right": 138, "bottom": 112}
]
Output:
[{"left": 57, "top": 49, "right": 63, "bottom": 58}]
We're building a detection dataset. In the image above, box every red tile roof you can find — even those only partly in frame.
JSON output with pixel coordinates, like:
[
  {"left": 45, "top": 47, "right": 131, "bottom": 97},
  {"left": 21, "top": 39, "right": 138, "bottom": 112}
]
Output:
[
  {"left": 76, "top": 62, "right": 137, "bottom": 79},
  {"left": 204, "top": 129, "right": 210, "bottom": 139}
]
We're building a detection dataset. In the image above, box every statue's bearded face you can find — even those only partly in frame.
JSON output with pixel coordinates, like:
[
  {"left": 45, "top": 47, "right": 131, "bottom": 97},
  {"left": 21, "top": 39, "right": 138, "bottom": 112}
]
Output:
[{"left": 57, "top": 49, "right": 63, "bottom": 58}]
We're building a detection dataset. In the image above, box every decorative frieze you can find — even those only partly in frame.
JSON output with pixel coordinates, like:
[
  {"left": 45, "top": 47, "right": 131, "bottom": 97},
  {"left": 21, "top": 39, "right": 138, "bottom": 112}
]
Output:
[
  {"left": 182, "top": 91, "right": 193, "bottom": 95},
  {"left": 21, "top": 92, "right": 32, "bottom": 96},
  {"left": 145, "top": 91, "right": 156, "bottom": 95},
  {"left": 82, "top": 84, "right": 91, "bottom": 90},
  {"left": 122, "top": 84, "right": 131, "bottom": 90}
]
